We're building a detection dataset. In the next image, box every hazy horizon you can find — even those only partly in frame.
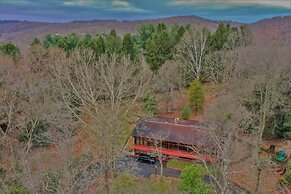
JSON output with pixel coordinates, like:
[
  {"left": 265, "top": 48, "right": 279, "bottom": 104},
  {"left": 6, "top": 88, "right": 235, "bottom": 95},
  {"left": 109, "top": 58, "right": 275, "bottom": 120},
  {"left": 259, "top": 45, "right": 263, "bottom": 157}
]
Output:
[{"left": 0, "top": 0, "right": 291, "bottom": 23}]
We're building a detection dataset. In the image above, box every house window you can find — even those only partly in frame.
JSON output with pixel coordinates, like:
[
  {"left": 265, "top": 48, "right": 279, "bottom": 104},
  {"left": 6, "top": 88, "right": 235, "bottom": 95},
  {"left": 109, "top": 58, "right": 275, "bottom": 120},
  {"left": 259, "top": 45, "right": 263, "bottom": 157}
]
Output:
[
  {"left": 162, "top": 141, "right": 169, "bottom": 149},
  {"left": 169, "top": 143, "right": 179, "bottom": 150}
]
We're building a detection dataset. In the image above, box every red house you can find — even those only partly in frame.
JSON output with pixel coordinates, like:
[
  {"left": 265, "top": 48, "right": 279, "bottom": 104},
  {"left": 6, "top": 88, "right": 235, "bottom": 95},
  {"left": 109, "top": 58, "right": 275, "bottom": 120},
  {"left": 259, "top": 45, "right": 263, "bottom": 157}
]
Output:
[{"left": 132, "top": 117, "right": 216, "bottom": 162}]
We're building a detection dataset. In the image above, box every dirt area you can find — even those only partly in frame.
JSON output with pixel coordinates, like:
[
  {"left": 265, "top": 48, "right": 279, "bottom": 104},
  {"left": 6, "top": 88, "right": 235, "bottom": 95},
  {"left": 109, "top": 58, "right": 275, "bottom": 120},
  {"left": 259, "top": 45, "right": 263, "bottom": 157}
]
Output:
[
  {"left": 156, "top": 84, "right": 290, "bottom": 194},
  {"left": 157, "top": 83, "right": 223, "bottom": 121},
  {"left": 228, "top": 138, "right": 290, "bottom": 194}
]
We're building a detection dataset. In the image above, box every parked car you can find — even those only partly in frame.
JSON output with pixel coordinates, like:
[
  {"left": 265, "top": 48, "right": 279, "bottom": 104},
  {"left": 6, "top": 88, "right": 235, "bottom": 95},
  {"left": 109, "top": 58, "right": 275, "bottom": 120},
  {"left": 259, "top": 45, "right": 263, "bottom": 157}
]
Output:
[{"left": 137, "top": 154, "right": 156, "bottom": 164}]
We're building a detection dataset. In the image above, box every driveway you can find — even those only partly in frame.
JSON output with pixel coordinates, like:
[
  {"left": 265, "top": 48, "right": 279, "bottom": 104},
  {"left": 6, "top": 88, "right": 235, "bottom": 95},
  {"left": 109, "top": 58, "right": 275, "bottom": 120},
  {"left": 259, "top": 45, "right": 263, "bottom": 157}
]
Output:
[
  {"left": 136, "top": 161, "right": 181, "bottom": 178},
  {"left": 132, "top": 157, "right": 247, "bottom": 194}
]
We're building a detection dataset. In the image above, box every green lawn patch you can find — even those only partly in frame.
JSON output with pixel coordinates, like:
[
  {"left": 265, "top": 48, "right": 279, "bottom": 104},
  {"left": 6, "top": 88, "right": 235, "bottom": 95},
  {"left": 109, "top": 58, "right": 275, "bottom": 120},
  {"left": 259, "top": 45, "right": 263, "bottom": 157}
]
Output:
[{"left": 167, "top": 159, "right": 193, "bottom": 170}]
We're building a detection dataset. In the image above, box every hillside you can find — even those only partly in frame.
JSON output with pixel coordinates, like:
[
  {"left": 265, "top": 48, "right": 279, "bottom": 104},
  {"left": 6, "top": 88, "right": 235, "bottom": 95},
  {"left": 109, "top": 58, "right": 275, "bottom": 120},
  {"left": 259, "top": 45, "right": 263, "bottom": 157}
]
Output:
[
  {"left": 1, "top": 15, "right": 291, "bottom": 49},
  {"left": 0, "top": 16, "right": 229, "bottom": 48},
  {"left": 250, "top": 15, "right": 291, "bottom": 44}
]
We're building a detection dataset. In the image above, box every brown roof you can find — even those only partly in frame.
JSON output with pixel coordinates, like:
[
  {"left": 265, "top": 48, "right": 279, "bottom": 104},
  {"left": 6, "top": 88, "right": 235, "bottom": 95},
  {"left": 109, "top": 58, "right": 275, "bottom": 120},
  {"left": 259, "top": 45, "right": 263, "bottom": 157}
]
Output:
[{"left": 132, "top": 117, "right": 215, "bottom": 147}]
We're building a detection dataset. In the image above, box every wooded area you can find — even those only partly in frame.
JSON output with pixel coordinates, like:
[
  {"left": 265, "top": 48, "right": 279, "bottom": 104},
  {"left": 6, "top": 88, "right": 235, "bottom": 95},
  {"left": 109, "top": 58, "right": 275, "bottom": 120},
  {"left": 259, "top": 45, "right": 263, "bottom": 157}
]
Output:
[{"left": 0, "top": 22, "right": 290, "bottom": 193}]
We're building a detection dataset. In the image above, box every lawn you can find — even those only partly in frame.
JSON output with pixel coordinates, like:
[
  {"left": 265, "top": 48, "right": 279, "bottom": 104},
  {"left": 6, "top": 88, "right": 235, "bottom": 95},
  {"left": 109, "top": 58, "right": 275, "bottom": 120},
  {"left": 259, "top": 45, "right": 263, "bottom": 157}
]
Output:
[{"left": 167, "top": 159, "right": 193, "bottom": 170}]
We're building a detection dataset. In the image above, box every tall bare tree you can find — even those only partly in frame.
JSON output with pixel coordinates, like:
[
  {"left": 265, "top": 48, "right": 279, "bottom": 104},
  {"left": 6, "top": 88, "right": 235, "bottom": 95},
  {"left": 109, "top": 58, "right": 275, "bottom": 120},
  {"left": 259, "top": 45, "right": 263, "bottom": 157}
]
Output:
[
  {"left": 152, "top": 60, "right": 183, "bottom": 112},
  {"left": 52, "top": 49, "right": 151, "bottom": 192},
  {"left": 231, "top": 44, "right": 291, "bottom": 193},
  {"left": 175, "top": 28, "right": 209, "bottom": 80}
]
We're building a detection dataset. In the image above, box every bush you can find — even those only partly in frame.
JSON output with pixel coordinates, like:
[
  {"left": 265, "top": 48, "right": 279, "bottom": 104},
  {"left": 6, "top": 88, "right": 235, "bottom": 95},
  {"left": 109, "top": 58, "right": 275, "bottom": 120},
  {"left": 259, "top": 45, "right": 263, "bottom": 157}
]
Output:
[
  {"left": 284, "top": 170, "right": 291, "bottom": 185},
  {"left": 43, "top": 170, "right": 61, "bottom": 194},
  {"left": 113, "top": 173, "right": 136, "bottom": 193},
  {"left": 181, "top": 106, "right": 191, "bottom": 120},
  {"left": 284, "top": 161, "right": 291, "bottom": 185},
  {"left": 284, "top": 131, "right": 291, "bottom": 140},
  {"left": 142, "top": 93, "right": 158, "bottom": 116},
  {"left": 188, "top": 79, "right": 204, "bottom": 112},
  {"left": 19, "top": 120, "right": 50, "bottom": 147},
  {"left": 10, "top": 186, "right": 30, "bottom": 194},
  {"left": 178, "top": 164, "right": 213, "bottom": 194},
  {"left": 0, "top": 166, "right": 6, "bottom": 176},
  {"left": 0, "top": 42, "right": 20, "bottom": 57}
]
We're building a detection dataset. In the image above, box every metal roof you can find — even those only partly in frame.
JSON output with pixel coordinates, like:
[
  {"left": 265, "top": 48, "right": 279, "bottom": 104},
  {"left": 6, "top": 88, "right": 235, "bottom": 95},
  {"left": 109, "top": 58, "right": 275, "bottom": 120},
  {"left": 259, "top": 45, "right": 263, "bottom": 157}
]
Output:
[{"left": 132, "top": 117, "right": 215, "bottom": 147}]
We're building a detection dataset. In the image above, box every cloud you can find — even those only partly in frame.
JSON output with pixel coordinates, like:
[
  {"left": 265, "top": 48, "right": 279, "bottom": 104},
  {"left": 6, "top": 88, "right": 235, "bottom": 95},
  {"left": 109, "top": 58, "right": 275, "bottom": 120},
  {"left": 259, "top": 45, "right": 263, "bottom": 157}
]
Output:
[
  {"left": 0, "top": 0, "right": 30, "bottom": 6},
  {"left": 170, "top": 0, "right": 291, "bottom": 8},
  {"left": 111, "top": 0, "right": 148, "bottom": 12},
  {"left": 63, "top": 0, "right": 107, "bottom": 7},
  {"left": 62, "top": 0, "right": 146, "bottom": 12},
  {"left": 112, "top": 0, "right": 130, "bottom": 7}
]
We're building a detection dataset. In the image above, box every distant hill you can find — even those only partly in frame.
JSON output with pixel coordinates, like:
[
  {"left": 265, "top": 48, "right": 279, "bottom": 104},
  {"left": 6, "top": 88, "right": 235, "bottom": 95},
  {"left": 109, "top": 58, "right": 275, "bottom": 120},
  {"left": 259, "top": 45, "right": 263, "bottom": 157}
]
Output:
[
  {"left": 248, "top": 15, "right": 291, "bottom": 45},
  {"left": 0, "top": 15, "right": 290, "bottom": 48}
]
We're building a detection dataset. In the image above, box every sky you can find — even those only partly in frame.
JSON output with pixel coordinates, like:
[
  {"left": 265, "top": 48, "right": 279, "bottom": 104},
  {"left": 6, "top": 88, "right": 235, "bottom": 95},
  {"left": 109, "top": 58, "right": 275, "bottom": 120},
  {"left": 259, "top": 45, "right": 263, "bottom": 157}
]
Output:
[{"left": 0, "top": 0, "right": 291, "bottom": 23}]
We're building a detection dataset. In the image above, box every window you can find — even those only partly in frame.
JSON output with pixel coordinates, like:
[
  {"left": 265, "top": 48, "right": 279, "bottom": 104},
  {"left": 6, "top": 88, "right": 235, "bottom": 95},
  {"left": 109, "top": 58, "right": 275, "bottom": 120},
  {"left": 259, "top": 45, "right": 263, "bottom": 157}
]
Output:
[
  {"left": 162, "top": 141, "right": 169, "bottom": 148},
  {"left": 169, "top": 143, "right": 179, "bottom": 150}
]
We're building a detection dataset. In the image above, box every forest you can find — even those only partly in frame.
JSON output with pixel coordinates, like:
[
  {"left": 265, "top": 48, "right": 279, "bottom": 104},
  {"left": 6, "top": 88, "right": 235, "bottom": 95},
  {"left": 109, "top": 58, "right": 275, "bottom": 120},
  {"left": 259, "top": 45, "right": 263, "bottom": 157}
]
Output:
[{"left": 0, "top": 22, "right": 291, "bottom": 194}]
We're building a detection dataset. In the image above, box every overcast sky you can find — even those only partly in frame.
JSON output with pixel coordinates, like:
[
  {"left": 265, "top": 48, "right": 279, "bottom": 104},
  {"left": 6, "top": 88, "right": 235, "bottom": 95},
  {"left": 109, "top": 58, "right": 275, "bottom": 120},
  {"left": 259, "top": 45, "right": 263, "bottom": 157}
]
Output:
[{"left": 0, "top": 0, "right": 290, "bottom": 23}]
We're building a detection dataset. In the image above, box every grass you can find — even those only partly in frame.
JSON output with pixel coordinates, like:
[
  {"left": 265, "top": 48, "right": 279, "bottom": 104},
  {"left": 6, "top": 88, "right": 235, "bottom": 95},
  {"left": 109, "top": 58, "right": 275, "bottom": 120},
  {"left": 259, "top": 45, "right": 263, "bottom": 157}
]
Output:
[{"left": 167, "top": 159, "right": 193, "bottom": 170}]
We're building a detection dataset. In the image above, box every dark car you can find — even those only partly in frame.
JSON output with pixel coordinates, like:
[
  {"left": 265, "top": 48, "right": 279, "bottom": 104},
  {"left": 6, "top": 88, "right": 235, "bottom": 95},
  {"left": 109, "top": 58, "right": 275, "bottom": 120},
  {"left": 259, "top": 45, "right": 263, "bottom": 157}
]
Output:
[{"left": 137, "top": 154, "right": 156, "bottom": 164}]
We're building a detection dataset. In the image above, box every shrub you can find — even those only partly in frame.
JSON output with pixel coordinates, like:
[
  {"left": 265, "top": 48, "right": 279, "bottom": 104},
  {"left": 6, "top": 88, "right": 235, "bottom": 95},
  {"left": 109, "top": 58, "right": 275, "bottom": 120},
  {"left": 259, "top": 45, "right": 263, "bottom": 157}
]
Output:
[
  {"left": 10, "top": 186, "right": 30, "bottom": 194},
  {"left": 284, "top": 170, "right": 291, "bottom": 185},
  {"left": 43, "top": 170, "right": 61, "bottom": 194},
  {"left": 113, "top": 173, "right": 136, "bottom": 193},
  {"left": 0, "top": 42, "right": 20, "bottom": 57},
  {"left": 181, "top": 106, "right": 191, "bottom": 120},
  {"left": 0, "top": 166, "right": 6, "bottom": 176},
  {"left": 142, "top": 93, "right": 158, "bottom": 116},
  {"left": 188, "top": 79, "right": 204, "bottom": 112},
  {"left": 284, "top": 131, "right": 291, "bottom": 140},
  {"left": 19, "top": 120, "right": 50, "bottom": 147},
  {"left": 178, "top": 164, "right": 213, "bottom": 194},
  {"left": 284, "top": 161, "right": 291, "bottom": 185},
  {"left": 0, "top": 79, "right": 5, "bottom": 87}
]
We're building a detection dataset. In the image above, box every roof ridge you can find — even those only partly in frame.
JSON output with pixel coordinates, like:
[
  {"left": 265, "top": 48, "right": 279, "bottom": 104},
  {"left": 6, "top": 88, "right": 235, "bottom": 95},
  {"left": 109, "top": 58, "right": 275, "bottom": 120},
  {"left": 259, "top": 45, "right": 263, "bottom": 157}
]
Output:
[{"left": 146, "top": 120, "right": 206, "bottom": 130}]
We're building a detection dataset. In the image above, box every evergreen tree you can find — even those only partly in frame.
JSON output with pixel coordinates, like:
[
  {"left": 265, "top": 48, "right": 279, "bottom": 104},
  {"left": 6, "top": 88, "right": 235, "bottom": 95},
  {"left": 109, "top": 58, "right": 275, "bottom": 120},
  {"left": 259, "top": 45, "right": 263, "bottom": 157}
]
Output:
[
  {"left": 105, "top": 29, "right": 122, "bottom": 56},
  {"left": 156, "top": 23, "right": 167, "bottom": 33},
  {"left": 62, "top": 33, "right": 79, "bottom": 54},
  {"left": 30, "top": 38, "right": 41, "bottom": 46},
  {"left": 0, "top": 41, "right": 20, "bottom": 57},
  {"left": 210, "top": 23, "right": 231, "bottom": 51},
  {"left": 77, "top": 34, "right": 92, "bottom": 48},
  {"left": 43, "top": 34, "right": 53, "bottom": 49},
  {"left": 122, "top": 33, "right": 135, "bottom": 60},
  {"left": 142, "top": 93, "right": 158, "bottom": 116},
  {"left": 136, "top": 24, "right": 155, "bottom": 50},
  {"left": 171, "top": 23, "right": 186, "bottom": 44},
  {"left": 89, "top": 35, "right": 106, "bottom": 58},
  {"left": 189, "top": 79, "right": 204, "bottom": 112},
  {"left": 145, "top": 28, "right": 172, "bottom": 72}
]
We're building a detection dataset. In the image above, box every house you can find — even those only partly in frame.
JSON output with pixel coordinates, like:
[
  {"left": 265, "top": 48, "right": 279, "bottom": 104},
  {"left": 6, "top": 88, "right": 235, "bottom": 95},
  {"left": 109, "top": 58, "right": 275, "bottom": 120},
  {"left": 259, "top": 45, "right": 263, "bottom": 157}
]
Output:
[{"left": 132, "top": 117, "right": 216, "bottom": 162}]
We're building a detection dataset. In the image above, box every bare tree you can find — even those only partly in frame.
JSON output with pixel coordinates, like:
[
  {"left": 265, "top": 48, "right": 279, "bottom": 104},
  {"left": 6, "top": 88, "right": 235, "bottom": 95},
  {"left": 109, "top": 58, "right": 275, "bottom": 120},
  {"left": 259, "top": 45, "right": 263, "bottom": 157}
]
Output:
[
  {"left": 152, "top": 60, "right": 183, "bottom": 112},
  {"left": 175, "top": 28, "right": 209, "bottom": 80},
  {"left": 231, "top": 44, "right": 291, "bottom": 193},
  {"left": 185, "top": 94, "right": 250, "bottom": 194},
  {"left": 148, "top": 131, "right": 169, "bottom": 176},
  {"left": 51, "top": 49, "right": 151, "bottom": 192}
]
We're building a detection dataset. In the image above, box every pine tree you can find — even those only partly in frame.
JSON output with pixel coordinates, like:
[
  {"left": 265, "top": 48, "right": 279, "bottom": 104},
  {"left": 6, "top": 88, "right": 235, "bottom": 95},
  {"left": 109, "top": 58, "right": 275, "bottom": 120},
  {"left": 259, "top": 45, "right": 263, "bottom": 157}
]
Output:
[
  {"left": 145, "top": 27, "right": 172, "bottom": 72},
  {"left": 90, "top": 35, "right": 105, "bottom": 58},
  {"left": 136, "top": 24, "right": 155, "bottom": 50},
  {"left": 122, "top": 33, "right": 135, "bottom": 60},
  {"left": 189, "top": 79, "right": 204, "bottom": 112},
  {"left": 105, "top": 29, "right": 122, "bottom": 56},
  {"left": 142, "top": 93, "right": 158, "bottom": 116}
]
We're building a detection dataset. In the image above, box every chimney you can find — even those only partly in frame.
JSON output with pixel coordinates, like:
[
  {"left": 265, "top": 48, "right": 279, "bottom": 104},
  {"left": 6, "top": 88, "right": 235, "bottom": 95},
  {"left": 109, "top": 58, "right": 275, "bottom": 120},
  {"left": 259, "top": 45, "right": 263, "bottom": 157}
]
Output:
[{"left": 175, "top": 117, "right": 180, "bottom": 124}]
